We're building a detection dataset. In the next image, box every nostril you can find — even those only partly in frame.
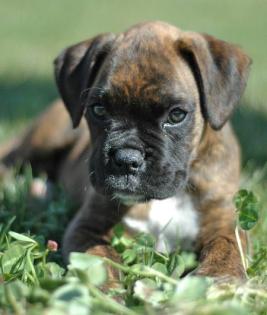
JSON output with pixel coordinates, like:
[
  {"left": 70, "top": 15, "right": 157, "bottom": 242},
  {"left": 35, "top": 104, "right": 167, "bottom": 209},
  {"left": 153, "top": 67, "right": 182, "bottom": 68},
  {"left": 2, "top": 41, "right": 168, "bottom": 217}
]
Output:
[{"left": 131, "top": 160, "right": 139, "bottom": 169}]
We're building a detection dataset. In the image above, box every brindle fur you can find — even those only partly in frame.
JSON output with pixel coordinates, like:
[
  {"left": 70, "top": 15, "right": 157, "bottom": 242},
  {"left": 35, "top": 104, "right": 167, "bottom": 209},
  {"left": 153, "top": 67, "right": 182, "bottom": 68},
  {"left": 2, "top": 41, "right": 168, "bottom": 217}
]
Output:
[{"left": 0, "top": 21, "right": 251, "bottom": 280}]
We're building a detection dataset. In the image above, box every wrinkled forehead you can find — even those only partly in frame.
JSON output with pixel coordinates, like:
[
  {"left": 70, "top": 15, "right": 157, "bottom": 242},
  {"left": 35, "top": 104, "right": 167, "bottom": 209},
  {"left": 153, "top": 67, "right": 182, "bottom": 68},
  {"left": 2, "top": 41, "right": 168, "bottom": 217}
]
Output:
[{"left": 93, "top": 27, "right": 198, "bottom": 107}]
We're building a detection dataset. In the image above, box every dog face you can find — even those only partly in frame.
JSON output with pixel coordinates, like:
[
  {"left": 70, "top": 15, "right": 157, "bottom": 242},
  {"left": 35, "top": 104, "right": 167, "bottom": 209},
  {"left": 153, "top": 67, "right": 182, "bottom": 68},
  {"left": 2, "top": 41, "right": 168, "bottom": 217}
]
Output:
[
  {"left": 84, "top": 29, "right": 204, "bottom": 202},
  {"left": 54, "top": 22, "right": 251, "bottom": 203}
]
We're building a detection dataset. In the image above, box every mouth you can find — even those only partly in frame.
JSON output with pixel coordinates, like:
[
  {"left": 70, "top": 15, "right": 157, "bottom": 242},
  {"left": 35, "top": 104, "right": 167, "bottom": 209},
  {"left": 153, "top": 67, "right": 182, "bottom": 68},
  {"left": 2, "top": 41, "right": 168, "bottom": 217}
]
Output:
[
  {"left": 102, "top": 173, "right": 148, "bottom": 204},
  {"left": 91, "top": 167, "right": 187, "bottom": 203},
  {"left": 104, "top": 174, "right": 140, "bottom": 193},
  {"left": 105, "top": 174, "right": 181, "bottom": 204}
]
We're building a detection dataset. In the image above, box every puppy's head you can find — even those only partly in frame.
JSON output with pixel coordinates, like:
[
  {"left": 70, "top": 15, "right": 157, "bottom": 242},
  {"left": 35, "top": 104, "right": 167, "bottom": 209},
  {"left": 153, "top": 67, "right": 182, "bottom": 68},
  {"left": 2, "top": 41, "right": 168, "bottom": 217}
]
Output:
[{"left": 54, "top": 21, "right": 251, "bottom": 203}]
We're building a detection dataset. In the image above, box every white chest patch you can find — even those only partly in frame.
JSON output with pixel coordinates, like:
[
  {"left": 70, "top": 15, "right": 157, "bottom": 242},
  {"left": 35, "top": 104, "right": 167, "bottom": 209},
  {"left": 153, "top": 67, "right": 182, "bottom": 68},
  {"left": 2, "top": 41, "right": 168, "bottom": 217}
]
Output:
[{"left": 123, "top": 193, "right": 199, "bottom": 252}]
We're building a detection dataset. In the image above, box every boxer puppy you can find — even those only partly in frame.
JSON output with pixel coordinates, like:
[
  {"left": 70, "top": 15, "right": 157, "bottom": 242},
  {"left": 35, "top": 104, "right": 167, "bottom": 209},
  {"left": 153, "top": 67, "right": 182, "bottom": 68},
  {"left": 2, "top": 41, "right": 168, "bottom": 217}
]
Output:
[{"left": 0, "top": 21, "right": 251, "bottom": 281}]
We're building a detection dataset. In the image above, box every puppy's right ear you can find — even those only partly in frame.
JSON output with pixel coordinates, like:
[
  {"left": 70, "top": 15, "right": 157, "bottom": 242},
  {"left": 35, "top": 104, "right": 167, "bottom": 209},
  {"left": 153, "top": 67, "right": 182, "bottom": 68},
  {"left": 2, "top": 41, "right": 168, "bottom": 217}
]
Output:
[{"left": 54, "top": 33, "right": 116, "bottom": 128}]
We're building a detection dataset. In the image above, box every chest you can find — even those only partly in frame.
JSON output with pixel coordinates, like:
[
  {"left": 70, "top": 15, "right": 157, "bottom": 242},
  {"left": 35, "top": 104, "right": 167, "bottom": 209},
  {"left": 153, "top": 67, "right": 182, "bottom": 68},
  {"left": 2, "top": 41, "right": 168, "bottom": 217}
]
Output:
[{"left": 123, "top": 194, "right": 200, "bottom": 252}]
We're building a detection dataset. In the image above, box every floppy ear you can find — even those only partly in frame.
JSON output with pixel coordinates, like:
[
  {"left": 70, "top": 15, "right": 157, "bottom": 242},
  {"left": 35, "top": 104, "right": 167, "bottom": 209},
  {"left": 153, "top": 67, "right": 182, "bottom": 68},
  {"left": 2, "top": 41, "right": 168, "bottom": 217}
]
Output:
[
  {"left": 54, "top": 33, "right": 116, "bottom": 127},
  {"left": 177, "top": 32, "right": 251, "bottom": 130}
]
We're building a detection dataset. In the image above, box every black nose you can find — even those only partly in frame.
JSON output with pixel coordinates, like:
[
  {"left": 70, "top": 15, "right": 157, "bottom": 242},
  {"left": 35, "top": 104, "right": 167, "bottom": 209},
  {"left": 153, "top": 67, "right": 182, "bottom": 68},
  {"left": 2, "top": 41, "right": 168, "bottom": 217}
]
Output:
[{"left": 111, "top": 148, "right": 144, "bottom": 173}]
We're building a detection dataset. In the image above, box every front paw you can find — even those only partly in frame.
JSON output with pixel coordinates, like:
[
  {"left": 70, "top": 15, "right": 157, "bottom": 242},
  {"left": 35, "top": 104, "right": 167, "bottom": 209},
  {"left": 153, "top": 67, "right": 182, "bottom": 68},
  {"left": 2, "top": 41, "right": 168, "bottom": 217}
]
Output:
[
  {"left": 86, "top": 245, "right": 122, "bottom": 291},
  {"left": 196, "top": 236, "right": 246, "bottom": 281},
  {"left": 193, "top": 263, "right": 246, "bottom": 283}
]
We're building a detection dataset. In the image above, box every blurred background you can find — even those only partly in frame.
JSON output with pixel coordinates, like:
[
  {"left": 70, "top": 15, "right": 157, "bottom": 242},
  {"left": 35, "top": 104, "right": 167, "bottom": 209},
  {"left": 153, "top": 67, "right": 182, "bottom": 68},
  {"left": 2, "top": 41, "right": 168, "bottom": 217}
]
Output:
[{"left": 0, "top": 0, "right": 266, "bottom": 167}]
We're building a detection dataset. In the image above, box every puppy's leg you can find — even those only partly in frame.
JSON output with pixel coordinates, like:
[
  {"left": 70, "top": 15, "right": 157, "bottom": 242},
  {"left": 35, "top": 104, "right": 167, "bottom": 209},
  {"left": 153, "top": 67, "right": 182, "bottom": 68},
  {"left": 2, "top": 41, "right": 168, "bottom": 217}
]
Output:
[
  {"left": 192, "top": 125, "right": 246, "bottom": 279},
  {"left": 195, "top": 203, "right": 246, "bottom": 279},
  {"left": 63, "top": 193, "right": 128, "bottom": 287},
  {"left": 0, "top": 100, "right": 86, "bottom": 178}
]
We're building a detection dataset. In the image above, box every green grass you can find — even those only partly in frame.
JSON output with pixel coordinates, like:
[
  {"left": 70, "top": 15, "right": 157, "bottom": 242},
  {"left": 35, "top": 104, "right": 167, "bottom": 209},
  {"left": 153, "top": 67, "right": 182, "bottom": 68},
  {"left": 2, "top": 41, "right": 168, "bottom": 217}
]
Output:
[
  {"left": 0, "top": 1, "right": 266, "bottom": 314},
  {"left": 0, "top": 169, "right": 266, "bottom": 314}
]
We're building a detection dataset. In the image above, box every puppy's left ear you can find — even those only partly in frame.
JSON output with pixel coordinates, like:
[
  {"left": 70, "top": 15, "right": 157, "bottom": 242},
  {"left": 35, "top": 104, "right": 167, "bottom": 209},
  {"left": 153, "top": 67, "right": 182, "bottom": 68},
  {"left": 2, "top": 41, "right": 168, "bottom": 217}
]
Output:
[
  {"left": 54, "top": 33, "right": 116, "bottom": 128},
  {"left": 177, "top": 32, "right": 252, "bottom": 130}
]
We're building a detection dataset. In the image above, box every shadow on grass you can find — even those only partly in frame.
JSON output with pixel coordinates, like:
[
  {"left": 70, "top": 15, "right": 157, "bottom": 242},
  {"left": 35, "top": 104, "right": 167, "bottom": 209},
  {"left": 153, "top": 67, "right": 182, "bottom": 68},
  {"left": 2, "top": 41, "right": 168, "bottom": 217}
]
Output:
[
  {"left": 0, "top": 79, "right": 266, "bottom": 167},
  {"left": 232, "top": 103, "right": 267, "bottom": 167},
  {"left": 0, "top": 78, "right": 58, "bottom": 122}
]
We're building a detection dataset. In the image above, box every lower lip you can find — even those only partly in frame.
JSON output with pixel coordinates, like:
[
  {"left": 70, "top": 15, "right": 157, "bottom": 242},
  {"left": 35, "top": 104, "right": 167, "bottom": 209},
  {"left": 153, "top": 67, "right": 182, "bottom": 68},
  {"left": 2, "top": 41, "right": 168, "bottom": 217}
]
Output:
[{"left": 113, "top": 192, "right": 145, "bottom": 205}]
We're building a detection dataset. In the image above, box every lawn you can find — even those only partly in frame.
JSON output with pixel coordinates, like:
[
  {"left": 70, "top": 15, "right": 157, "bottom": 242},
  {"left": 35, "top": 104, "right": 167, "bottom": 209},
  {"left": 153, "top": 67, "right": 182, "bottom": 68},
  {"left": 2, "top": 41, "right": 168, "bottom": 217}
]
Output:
[{"left": 0, "top": 1, "right": 267, "bottom": 314}]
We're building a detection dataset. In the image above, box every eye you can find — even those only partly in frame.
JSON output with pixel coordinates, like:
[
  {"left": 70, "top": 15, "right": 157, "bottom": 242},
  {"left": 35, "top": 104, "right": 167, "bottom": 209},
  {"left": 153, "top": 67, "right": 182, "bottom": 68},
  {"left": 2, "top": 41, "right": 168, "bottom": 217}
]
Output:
[
  {"left": 166, "top": 108, "right": 187, "bottom": 125},
  {"left": 91, "top": 104, "right": 108, "bottom": 120}
]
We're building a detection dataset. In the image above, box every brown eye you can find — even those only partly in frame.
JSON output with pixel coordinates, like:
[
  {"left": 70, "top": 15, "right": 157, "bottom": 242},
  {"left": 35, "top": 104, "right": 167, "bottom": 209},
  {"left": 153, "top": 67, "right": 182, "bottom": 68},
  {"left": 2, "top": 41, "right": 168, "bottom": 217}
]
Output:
[
  {"left": 166, "top": 108, "right": 187, "bottom": 125},
  {"left": 91, "top": 104, "right": 108, "bottom": 120}
]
